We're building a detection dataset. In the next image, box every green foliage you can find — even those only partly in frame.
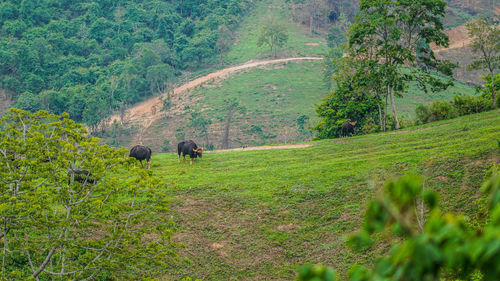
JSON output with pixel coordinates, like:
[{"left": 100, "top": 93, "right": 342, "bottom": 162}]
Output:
[
  {"left": 297, "top": 171, "right": 500, "bottom": 281},
  {"left": 314, "top": 58, "right": 381, "bottom": 139},
  {"left": 257, "top": 19, "right": 289, "bottom": 58},
  {"left": 347, "top": 0, "right": 453, "bottom": 130},
  {"left": 298, "top": 264, "right": 336, "bottom": 281},
  {"left": 481, "top": 73, "right": 500, "bottom": 108},
  {"left": 416, "top": 100, "right": 458, "bottom": 124},
  {"left": 162, "top": 139, "right": 172, "bottom": 152},
  {"left": 0, "top": 0, "right": 252, "bottom": 126},
  {"left": 466, "top": 17, "right": 500, "bottom": 107},
  {"left": 416, "top": 94, "right": 493, "bottom": 124},
  {"left": 188, "top": 110, "right": 212, "bottom": 147},
  {"left": 0, "top": 108, "right": 178, "bottom": 279}
]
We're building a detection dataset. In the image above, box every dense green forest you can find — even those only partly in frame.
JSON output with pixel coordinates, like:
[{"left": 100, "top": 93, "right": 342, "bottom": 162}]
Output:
[{"left": 0, "top": 0, "right": 251, "bottom": 129}]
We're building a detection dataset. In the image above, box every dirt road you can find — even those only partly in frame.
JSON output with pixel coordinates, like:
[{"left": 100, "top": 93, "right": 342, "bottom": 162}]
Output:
[
  {"left": 109, "top": 57, "right": 323, "bottom": 128},
  {"left": 208, "top": 143, "right": 315, "bottom": 153}
]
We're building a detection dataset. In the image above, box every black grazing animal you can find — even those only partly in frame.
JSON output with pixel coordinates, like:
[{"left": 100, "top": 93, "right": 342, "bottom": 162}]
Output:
[
  {"left": 341, "top": 121, "right": 357, "bottom": 137},
  {"left": 129, "top": 145, "right": 152, "bottom": 169},
  {"left": 177, "top": 140, "right": 203, "bottom": 165},
  {"left": 69, "top": 170, "right": 96, "bottom": 184}
]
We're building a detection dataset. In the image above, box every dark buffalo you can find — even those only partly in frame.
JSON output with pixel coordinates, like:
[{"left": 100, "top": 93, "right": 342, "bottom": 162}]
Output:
[
  {"left": 129, "top": 145, "right": 152, "bottom": 169},
  {"left": 177, "top": 140, "right": 202, "bottom": 165},
  {"left": 69, "top": 169, "right": 96, "bottom": 184},
  {"left": 341, "top": 121, "right": 357, "bottom": 137}
]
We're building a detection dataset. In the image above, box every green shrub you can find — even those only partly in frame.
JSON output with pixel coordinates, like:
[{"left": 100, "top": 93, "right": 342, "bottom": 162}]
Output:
[
  {"left": 427, "top": 99, "right": 458, "bottom": 122},
  {"left": 452, "top": 95, "right": 492, "bottom": 115},
  {"left": 415, "top": 94, "right": 493, "bottom": 125}
]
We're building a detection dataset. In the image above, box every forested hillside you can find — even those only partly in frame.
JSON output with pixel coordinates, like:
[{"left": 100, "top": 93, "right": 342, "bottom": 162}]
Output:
[{"left": 0, "top": 0, "right": 251, "bottom": 129}]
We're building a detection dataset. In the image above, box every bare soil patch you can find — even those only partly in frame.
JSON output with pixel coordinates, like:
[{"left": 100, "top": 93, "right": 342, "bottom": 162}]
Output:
[{"left": 432, "top": 24, "right": 471, "bottom": 53}]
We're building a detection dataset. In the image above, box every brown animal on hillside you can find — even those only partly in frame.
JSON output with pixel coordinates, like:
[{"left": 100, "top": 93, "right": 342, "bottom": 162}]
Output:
[
  {"left": 129, "top": 145, "right": 152, "bottom": 169},
  {"left": 177, "top": 140, "right": 203, "bottom": 165},
  {"left": 341, "top": 121, "right": 357, "bottom": 137}
]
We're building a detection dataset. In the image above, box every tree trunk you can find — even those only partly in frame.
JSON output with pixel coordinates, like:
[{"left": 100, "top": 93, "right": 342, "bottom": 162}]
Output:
[
  {"left": 384, "top": 93, "right": 388, "bottom": 131},
  {"left": 491, "top": 71, "right": 496, "bottom": 108},
  {"left": 222, "top": 113, "right": 233, "bottom": 149},
  {"left": 389, "top": 86, "right": 400, "bottom": 130},
  {"left": 204, "top": 131, "right": 210, "bottom": 149},
  {"left": 310, "top": 15, "right": 314, "bottom": 33},
  {"left": 378, "top": 103, "right": 383, "bottom": 130}
]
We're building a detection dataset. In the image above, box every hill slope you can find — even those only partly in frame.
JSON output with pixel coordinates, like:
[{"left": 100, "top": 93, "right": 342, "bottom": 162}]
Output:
[
  {"left": 105, "top": 0, "right": 484, "bottom": 151},
  {"left": 148, "top": 110, "right": 500, "bottom": 280}
]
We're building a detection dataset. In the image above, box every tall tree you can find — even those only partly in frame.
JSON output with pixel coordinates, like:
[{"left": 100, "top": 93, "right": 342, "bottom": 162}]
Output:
[
  {"left": 466, "top": 18, "right": 499, "bottom": 108},
  {"left": 221, "top": 98, "right": 246, "bottom": 149},
  {"left": 257, "top": 19, "right": 289, "bottom": 58},
  {"left": 215, "top": 25, "right": 233, "bottom": 66},
  {"left": 188, "top": 110, "right": 212, "bottom": 148},
  {"left": 348, "top": 0, "right": 451, "bottom": 130},
  {"left": 305, "top": 0, "right": 327, "bottom": 34}
]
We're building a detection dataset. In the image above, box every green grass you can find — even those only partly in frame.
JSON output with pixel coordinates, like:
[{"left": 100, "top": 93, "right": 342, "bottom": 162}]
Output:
[
  {"left": 182, "top": 61, "right": 478, "bottom": 147},
  {"left": 224, "top": 0, "right": 328, "bottom": 64},
  {"left": 146, "top": 110, "right": 500, "bottom": 280},
  {"left": 397, "top": 78, "right": 479, "bottom": 118},
  {"left": 189, "top": 60, "right": 327, "bottom": 142}
]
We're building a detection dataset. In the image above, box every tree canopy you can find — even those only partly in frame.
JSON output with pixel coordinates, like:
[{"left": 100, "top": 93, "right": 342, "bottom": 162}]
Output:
[
  {"left": 0, "top": 0, "right": 252, "bottom": 128},
  {"left": 0, "top": 108, "right": 177, "bottom": 279},
  {"left": 314, "top": 0, "right": 456, "bottom": 138}
]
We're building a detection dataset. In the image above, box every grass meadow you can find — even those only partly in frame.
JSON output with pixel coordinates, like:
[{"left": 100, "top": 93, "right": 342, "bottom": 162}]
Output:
[{"left": 142, "top": 110, "right": 500, "bottom": 280}]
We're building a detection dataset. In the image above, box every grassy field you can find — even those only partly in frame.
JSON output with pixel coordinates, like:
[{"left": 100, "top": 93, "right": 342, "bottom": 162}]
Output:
[
  {"left": 145, "top": 110, "right": 500, "bottom": 280},
  {"left": 224, "top": 0, "right": 328, "bottom": 64}
]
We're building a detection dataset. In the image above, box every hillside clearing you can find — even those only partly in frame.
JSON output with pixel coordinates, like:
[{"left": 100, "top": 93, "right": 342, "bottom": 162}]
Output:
[{"left": 109, "top": 57, "right": 322, "bottom": 128}]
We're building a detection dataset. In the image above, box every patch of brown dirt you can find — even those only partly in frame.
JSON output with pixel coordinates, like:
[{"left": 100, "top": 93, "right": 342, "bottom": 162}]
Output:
[
  {"left": 432, "top": 24, "right": 471, "bottom": 53},
  {"left": 433, "top": 176, "right": 450, "bottom": 182},
  {"left": 305, "top": 42, "right": 320, "bottom": 46},
  {"left": 277, "top": 223, "right": 300, "bottom": 232}
]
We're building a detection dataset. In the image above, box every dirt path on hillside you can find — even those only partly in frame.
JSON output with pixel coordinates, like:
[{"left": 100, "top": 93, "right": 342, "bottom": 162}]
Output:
[
  {"left": 109, "top": 57, "right": 323, "bottom": 129},
  {"left": 208, "top": 123, "right": 453, "bottom": 153},
  {"left": 209, "top": 143, "right": 315, "bottom": 153}
]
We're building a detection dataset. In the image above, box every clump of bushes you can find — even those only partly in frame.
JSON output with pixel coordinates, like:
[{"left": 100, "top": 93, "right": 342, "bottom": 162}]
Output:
[{"left": 416, "top": 94, "right": 492, "bottom": 124}]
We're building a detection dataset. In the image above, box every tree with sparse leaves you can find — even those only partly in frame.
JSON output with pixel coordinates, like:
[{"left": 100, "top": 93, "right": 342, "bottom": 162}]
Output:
[
  {"left": 257, "top": 20, "right": 289, "bottom": 58},
  {"left": 466, "top": 18, "right": 499, "bottom": 108},
  {"left": 0, "top": 109, "right": 178, "bottom": 280},
  {"left": 221, "top": 98, "right": 246, "bottom": 149}
]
